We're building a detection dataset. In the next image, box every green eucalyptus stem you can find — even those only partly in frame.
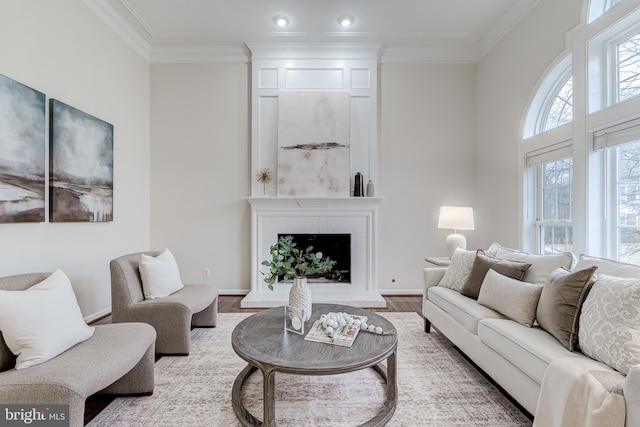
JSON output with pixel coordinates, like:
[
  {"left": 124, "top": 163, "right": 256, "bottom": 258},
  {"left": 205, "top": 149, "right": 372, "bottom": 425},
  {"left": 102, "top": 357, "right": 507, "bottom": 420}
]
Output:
[{"left": 261, "top": 235, "right": 337, "bottom": 291}]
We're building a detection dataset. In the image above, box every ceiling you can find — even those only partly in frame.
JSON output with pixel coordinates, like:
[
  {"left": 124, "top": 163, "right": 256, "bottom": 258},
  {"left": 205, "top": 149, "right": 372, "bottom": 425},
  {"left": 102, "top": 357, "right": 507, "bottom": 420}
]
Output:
[{"left": 86, "top": 0, "right": 539, "bottom": 63}]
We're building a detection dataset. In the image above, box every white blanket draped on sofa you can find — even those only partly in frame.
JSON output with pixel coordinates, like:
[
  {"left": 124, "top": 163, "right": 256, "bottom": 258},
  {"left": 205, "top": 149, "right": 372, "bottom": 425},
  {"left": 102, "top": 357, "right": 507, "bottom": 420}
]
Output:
[{"left": 534, "top": 357, "right": 626, "bottom": 427}]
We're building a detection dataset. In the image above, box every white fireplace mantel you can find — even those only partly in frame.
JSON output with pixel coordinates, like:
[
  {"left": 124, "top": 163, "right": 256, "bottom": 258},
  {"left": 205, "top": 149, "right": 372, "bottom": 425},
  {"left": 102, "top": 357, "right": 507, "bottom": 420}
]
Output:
[{"left": 241, "top": 197, "right": 385, "bottom": 308}]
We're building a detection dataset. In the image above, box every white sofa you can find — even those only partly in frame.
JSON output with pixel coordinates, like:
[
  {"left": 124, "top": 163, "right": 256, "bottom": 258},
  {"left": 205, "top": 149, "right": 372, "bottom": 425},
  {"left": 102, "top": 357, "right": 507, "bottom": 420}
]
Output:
[{"left": 422, "top": 245, "right": 640, "bottom": 427}]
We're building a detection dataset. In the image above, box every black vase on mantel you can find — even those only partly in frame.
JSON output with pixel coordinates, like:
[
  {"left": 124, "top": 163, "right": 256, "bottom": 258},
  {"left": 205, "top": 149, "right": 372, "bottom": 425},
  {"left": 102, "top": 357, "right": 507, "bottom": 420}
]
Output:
[{"left": 354, "top": 173, "right": 364, "bottom": 197}]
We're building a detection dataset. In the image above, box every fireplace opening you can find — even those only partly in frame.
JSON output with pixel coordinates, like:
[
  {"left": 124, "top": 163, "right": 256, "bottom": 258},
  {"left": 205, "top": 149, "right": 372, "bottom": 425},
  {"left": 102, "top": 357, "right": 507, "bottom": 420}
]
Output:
[{"left": 278, "top": 233, "right": 350, "bottom": 283}]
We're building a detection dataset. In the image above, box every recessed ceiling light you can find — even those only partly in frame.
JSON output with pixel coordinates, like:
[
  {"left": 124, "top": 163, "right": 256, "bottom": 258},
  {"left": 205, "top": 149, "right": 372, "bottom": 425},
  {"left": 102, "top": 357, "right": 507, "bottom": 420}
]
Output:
[
  {"left": 273, "top": 15, "right": 289, "bottom": 27},
  {"left": 338, "top": 15, "right": 355, "bottom": 27}
]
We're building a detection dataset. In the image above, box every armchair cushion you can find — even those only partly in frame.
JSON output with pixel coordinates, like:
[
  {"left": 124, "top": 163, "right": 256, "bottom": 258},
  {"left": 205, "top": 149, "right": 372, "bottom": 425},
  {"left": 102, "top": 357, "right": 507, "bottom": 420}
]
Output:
[
  {"left": 139, "top": 248, "right": 184, "bottom": 299},
  {"left": 0, "top": 269, "right": 94, "bottom": 369}
]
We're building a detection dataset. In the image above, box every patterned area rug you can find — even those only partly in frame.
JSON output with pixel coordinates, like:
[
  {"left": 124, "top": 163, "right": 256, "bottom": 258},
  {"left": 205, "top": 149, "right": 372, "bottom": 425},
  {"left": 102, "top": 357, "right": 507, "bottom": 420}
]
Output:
[{"left": 88, "top": 312, "right": 532, "bottom": 426}]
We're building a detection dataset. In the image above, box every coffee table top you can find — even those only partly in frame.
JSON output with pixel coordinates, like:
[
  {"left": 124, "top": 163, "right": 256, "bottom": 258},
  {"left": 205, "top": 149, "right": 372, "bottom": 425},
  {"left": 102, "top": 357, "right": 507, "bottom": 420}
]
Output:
[{"left": 232, "top": 303, "right": 397, "bottom": 375}]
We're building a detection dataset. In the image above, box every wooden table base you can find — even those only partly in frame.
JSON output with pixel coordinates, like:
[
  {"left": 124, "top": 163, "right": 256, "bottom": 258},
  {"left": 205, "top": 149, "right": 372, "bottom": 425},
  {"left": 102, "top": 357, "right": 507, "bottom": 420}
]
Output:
[{"left": 231, "top": 352, "right": 397, "bottom": 427}]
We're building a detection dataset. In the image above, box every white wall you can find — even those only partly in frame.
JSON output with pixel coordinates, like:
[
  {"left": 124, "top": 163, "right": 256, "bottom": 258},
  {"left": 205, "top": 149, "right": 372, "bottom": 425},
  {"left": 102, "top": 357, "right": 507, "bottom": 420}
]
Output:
[
  {"left": 150, "top": 64, "right": 251, "bottom": 293},
  {"left": 474, "top": 0, "right": 583, "bottom": 248},
  {"left": 0, "top": 0, "right": 151, "bottom": 320},
  {"left": 378, "top": 63, "right": 476, "bottom": 292}
]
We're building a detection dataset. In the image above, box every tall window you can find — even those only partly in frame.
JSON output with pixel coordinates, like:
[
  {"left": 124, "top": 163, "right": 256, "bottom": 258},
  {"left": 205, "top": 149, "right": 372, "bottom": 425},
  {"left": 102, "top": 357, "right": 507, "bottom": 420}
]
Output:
[
  {"left": 617, "top": 31, "right": 640, "bottom": 102},
  {"left": 610, "top": 141, "right": 640, "bottom": 263},
  {"left": 537, "top": 157, "right": 573, "bottom": 254}
]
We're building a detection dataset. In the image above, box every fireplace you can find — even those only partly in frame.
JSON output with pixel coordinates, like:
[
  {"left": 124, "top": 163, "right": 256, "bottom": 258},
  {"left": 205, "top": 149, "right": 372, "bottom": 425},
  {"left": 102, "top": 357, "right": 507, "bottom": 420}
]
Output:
[
  {"left": 241, "top": 197, "right": 385, "bottom": 308},
  {"left": 278, "top": 233, "right": 351, "bottom": 283}
]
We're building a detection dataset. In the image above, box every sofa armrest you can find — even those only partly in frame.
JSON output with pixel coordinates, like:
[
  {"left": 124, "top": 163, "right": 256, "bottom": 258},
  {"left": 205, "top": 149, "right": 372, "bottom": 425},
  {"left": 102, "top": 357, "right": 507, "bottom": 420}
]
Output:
[
  {"left": 624, "top": 365, "right": 640, "bottom": 427},
  {"left": 423, "top": 267, "right": 447, "bottom": 293}
]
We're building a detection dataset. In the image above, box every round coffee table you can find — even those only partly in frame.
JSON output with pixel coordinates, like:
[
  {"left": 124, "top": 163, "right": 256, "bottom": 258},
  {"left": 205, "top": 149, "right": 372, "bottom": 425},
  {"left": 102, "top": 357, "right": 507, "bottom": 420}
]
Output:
[{"left": 231, "top": 303, "right": 398, "bottom": 427}]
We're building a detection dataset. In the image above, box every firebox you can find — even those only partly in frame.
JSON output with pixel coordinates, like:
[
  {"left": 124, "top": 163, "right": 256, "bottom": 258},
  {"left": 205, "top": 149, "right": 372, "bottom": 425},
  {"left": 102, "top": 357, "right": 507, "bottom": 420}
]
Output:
[{"left": 278, "top": 233, "right": 351, "bottom": 283}]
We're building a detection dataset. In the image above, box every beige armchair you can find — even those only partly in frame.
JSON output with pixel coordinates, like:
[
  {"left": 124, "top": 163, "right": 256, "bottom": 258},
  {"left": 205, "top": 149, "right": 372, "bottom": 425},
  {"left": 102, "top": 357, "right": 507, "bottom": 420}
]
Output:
[{"left": 110, "top": 251, "right": 218, "bottom": 355}]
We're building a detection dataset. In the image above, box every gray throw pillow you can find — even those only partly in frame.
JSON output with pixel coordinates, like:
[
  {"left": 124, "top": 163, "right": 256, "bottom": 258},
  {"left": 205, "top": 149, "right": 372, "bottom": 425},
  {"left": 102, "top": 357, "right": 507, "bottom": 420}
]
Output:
[
  {"left": 536, "top": 266, "right": 598, "bottom": 351},
  {"left": 460, "top": 250, "right": 532, "bottom": 300}
]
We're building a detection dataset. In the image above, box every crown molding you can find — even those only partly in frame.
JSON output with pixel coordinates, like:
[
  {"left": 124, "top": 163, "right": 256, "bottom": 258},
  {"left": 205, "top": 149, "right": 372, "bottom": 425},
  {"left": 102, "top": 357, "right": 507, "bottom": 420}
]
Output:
[
  {"left": 473, "top": 0, "right": 539, "bottom": 61},
  {"left": 83, "top": 0, "right": 151, "bottom": 61},
  {"left": 380, "top": 46, "right": 477, "bottom": 64},
  {"left": 246, "top": 42, "right": 383, "bottom": 61}
]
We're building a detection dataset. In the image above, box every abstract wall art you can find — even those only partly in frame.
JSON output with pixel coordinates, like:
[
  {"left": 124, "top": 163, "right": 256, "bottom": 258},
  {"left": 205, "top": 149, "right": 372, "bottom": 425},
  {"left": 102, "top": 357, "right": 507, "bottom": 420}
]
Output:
[
  {"left": 49, "top": 99, "right": 113, "bottom": 222},
  {"left": 0, "top": 73, "right": 46, "bottom": 223},
  {"left": 277, "top": 91, "right": 350, "bottom": 197}
]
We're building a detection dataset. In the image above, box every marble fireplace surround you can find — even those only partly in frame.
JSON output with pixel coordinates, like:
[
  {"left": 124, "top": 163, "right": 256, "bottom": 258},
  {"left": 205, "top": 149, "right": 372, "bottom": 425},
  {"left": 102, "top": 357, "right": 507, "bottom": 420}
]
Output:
[{"left": 241, "top": 197, "right": 385, "bottom": 308}]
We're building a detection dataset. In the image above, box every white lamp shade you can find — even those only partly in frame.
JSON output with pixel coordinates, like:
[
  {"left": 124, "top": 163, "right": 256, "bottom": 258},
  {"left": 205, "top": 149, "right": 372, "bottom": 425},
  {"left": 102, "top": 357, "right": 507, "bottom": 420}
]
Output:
[{"left": 438, "top": 206, "right": 474, "bottom": 231}]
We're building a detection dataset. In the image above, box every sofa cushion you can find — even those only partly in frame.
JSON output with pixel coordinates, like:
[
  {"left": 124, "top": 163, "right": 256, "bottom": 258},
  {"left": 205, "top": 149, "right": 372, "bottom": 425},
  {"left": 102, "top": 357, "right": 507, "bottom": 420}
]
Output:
[
  {"left": 579, "top": 274, "right": 640, "bottom": 375},
  {"left": 478, "top": 269, "right": 543, "bottom": 327},
  {"left": 139, "top": 248, "right": 185, "bottom": 300},
  {"left": 489, "top": 242, "right": 575, "bottom": 284},
  {"left": 461, "top": 250, "right": 531, "bottom": 299},
  {"left": 478, "top": 318, "right": 608, "bottom": 385},
  {"left": 437, "top": 248, "right": 477, "bottom": 292},
  {"left": 536, "top": 266, "right": 598, "bottom": 351},
  {"left": 427, "top": 286, "right": 504, "bottom": 335},
  {"left": 0, "top": 270, "right": 95, "bottom": 370}
]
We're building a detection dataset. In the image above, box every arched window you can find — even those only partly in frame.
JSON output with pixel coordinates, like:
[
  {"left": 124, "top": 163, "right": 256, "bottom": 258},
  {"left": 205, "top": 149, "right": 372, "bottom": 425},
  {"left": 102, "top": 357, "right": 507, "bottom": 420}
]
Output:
[
  {"left": 588, "top": 0, "right": 621, "bottom": 23},
  {"left": 542, "top": 75, "right": 573, "bottom": 133},
  {"left": 523, "top": 56, "right": 572, "bottom": 139}
]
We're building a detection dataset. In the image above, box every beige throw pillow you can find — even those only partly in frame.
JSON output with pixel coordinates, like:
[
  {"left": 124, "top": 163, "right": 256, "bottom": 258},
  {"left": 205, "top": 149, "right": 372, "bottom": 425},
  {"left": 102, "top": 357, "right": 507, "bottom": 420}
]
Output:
[
  {"left": 478, "top": 269, "right": 543, "bottom": 327},
  {"left": 579, "top": 274, "right": 640, "bottom": 375},
  {"left": 536, "top": 266, "right": 598, "bottom": 351},
  {"left": 460, "top": 250, "right": 531, "bottom": 300}
]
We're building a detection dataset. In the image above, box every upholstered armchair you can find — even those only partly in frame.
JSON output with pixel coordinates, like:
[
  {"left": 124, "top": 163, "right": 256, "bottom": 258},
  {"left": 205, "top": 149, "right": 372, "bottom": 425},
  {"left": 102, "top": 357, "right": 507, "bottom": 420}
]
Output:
[{"left": 110, "top": 251, "right": 218, "bottom": 355}]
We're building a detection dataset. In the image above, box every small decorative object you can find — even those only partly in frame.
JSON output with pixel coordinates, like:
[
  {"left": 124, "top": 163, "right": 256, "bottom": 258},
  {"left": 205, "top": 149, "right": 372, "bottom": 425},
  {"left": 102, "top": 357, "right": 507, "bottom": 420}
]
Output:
[
  {"left": 438, "top": 206, "right": 475, "bottom": 258},
  {"left": 284, "top": 305, "right": 305, "bottom": 335},
  {"left": 366, "top": 180, "right": 375, "bottom": 197},
  {"left": 359, "top": 319, "right": 395, "bottom": 336},
  {"left": 288, "top": 277, "right": 312, "bottom": 322},
  {"left": 256, "top": 167, "right": 273, "bottom": 196},
  {"left": 304, "top": 311, "right": 370, "bottom": 347},
  {"left": 261, "top": 235, "right": 337, "bottom": 322},
  {"left": 354, "top": 172, "right": 364, "bottom": 197}
]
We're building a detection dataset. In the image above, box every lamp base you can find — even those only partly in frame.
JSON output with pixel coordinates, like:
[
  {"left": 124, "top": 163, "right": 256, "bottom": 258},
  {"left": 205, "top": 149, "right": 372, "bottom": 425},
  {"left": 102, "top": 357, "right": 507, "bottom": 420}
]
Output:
[{"left": 445, "top": 234, "right": 467, "bottom": 258}]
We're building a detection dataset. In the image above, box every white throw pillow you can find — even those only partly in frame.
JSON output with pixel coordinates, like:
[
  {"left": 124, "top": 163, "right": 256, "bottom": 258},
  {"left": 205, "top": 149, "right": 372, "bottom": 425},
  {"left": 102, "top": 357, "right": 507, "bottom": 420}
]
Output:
[
  {"left": 477, "top": 269, "right": 543, "bottom": 327},
  {"left": 579, "top": 274, "right": 640, "bottom": 375},
  {"left": 139, "top": 248, "right": 184, "bottom": 300},
  {"left": 0, "top": 269, "right": 95, "bottom": 370},
  {"left": 438, "top": 248, "right": 477, "bottom": 292}
]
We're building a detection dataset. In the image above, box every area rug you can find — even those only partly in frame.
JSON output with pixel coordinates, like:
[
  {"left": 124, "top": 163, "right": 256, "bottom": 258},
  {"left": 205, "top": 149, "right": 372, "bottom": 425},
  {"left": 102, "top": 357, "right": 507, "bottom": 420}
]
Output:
[{"left": 88, "top": 312, "right": 532, "bottom": 426}]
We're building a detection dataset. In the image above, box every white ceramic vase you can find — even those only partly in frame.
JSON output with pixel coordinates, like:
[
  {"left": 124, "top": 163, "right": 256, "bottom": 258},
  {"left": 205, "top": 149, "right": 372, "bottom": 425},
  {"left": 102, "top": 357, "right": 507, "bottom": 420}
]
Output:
[{"left": 288, "top": 277, "right": 312, "bottom": 322}]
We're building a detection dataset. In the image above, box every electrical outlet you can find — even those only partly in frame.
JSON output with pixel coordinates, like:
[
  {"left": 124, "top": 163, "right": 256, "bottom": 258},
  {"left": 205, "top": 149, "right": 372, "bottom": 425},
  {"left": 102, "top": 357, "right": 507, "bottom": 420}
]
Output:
[{"left": 202, "top": 268, "right": 210, "bottom": 278}]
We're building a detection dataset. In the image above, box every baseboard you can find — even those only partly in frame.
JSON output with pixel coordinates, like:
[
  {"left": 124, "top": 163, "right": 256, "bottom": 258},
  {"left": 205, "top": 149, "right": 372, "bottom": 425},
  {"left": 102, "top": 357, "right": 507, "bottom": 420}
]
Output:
[
  {"left": 378, "top": 289, "right": 424, "bottom": 296},
  {"left": 84, "top": 307, "right": 111, "bottom": 324}
]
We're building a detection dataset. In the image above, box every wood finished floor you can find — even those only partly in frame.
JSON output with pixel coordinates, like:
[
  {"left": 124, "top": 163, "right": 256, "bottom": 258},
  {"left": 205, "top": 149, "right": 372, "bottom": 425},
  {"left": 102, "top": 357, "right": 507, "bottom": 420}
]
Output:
[{"left": 85, "top": 295, "right": 423, "bottom": 424}]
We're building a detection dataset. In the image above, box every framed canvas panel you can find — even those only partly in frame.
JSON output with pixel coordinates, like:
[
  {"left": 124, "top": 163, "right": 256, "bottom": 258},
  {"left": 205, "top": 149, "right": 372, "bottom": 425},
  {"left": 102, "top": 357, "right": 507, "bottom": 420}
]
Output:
[
  {"left": 277, "top": 91, "right": 350, "bottom": 197},
  {"left": 0, "top": 74, "right": 46, "bottom": 223},
  {"left": 49, "top": 99, "right": 113, "bottom": 222}
]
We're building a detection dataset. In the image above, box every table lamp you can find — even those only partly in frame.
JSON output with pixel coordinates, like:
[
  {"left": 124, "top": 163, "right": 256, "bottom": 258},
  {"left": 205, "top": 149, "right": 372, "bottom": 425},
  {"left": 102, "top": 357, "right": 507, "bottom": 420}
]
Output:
[{"left": 438, "top": 206, "right": 474, "bottom": 258}]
